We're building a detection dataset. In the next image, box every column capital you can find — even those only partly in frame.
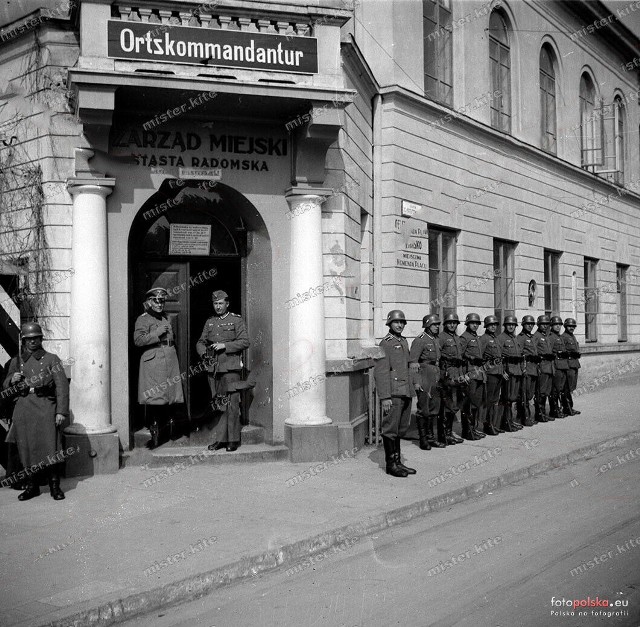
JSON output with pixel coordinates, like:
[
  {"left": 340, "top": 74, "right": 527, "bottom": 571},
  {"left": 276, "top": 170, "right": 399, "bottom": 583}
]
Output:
[
  {"left": 285, "top": 186, "right": 334, "bottom": 201},
  {"left": 66, "top": 179, "right": 116, "bottom": 197}
]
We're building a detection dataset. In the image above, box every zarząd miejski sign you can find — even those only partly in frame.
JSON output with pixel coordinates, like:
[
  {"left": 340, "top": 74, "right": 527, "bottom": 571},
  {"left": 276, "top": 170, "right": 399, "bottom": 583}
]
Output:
[{"left": 107, "top": 20, "right": 318, "bottom": 74}]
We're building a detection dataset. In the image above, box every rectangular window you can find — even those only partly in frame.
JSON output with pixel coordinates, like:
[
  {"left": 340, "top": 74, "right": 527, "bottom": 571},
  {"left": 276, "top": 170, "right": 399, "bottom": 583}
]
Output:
[
  {"left": 540, "top": 70, "right": 556, "bottom": 153},
  {"left": 428, "top": 227, "right": 456, "bottom": 322},
  {"left": 584, "top": 258, "right": 598, "bottom": 342},
  {"left": 493, "top": 240, "right": 515, "bottom": 325},
  {"left": 543, "top": 250, "right": 560, "bottom": 317},
  {"left": 617, "top": 264, "right": 628, "bottom": 342},
  {"left": 423, "top": 0, "right": 453, "bottom": 106},
  {"left": 490, "top": 40, "right": 511, "bottom": 132}
]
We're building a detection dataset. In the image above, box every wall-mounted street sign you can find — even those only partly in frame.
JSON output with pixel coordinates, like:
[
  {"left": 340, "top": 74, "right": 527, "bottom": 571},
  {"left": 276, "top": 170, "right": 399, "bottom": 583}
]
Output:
[{"left": 107, "top": 20, "right": 318, "bottom": 74}]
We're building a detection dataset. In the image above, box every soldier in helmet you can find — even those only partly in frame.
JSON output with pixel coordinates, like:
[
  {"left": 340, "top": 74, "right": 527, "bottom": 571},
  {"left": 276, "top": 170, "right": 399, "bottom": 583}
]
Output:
[
  {"left": 459, "top": 313, "right": 487, "bottom": 440},
  {"left": 497, "top": 315, "right": 524, "bottom": 431},
  {"left": 197, "top": 290, "right": 250, "bottom": 452},
  {"left": 549, "top": 315, "right": 568, "bottom": 419},
  {"left": 409, "top": 314, "right": 445, "bottom": 450},
  {"left": 2, "top": 322, "right": 69, "bottom": 501},
  {"left": 479, "top": 315, "right": 503, "bottom": 435},
  {"left": 516, "top": 315, "right": 540, "bottom": 427},
  {"left": 134, "top": 287, "right": 184, "bottom": 448},
  {"left": 533, "top": 315, "right": 553, "bottom": 422},
  {"left": 438, "top": 313, "right": 465, "bottom": 445},
  {"left": 374, "top": 310, "right": 416, "bottom": 477},
  {"left": 562, "top": 318, "right": 581, "bottom": 415}
]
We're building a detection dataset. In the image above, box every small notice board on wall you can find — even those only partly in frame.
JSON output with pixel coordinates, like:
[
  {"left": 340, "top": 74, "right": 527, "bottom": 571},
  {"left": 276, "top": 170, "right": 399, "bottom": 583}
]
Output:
[{"left": 169, "top": 224, "right": 212, "bottom": 256}]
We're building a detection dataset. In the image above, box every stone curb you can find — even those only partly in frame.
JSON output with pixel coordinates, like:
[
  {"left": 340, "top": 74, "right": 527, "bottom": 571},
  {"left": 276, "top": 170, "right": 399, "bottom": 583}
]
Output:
[{"left": 42, "top": 428, "right": 640, "bottom": 627}]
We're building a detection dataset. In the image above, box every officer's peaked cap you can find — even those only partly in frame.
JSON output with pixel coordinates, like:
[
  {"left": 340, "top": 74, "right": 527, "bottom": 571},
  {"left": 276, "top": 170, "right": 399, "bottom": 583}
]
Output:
[{"left": 145, "top": 287, "right": 168, "bottom": 299}]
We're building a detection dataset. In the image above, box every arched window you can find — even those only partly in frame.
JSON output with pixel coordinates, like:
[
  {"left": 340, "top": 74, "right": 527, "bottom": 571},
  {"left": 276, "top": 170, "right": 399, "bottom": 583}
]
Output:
[
  {"left": 579, "top": 73, "right": 598, "bottom": 167},
  {"left": 424, "top": 0, "right": 453, "bottom": 106},
  {"left": 613, "top": 95, "right": 625, "bottom": 185},
  {"left": 540, "top": 45, "right": 557, "bottom": 154},
  {"left": 489, "top": 10, "right": 511, "bottom": 133}
]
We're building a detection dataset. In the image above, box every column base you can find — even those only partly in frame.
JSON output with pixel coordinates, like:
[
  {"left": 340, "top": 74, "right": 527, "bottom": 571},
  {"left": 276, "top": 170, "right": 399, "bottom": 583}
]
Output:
[
  {"left": 285, "top": 423, "right": 339, "bottom": 463},
  {"left": 63, "top": 432, "right": 120, "bottom": 476}
]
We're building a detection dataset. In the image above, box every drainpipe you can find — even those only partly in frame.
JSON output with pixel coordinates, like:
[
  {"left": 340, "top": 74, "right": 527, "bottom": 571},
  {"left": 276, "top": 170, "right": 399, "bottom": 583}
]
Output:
[{"left": 372, "top": 93, "right": 383, "bottom": 339}]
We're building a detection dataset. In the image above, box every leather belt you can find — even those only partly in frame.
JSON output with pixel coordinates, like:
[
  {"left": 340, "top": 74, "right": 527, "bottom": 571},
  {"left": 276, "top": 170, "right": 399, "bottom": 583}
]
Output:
[
  {"left": 153, "top": 339, "right": 175, "bottom": 348},
  {"left": 420, "top": 360, "right": 439, "bottom": 366},
  {"left": 467, "top": 358, "right": 484, "bottom": 366}
]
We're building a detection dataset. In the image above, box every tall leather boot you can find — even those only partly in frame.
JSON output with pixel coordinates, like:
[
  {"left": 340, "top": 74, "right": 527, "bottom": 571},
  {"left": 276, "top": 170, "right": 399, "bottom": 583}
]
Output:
[
  {"left": 427, "top": 415, "right": 446, "bottom": 448},
  {"left": 446, "top": 412, "right": 463, "bottom": 444},
  {"left": 542, "top": 395, "right": 554, "bottom": 421},
  {"left": 472, "top": 408, "right": 486, "bottom": 438},
  {"left": 461, "top": 412, "right": 478, "bottom": 440},
  {"left": 562, "top": 392, "right": 578, "bottom": 416},
  {"left": 483, "top": 405, "right": 499, "bottom": 435},
  {"left": 48, "top": 468, "right": 65, "bottom": 500},
  {"left": 535, "top": 396, "right": 549, "bottom": 422},
  {"left": 395, "top": 438, "right": 416, "bottom": 474},
  {"left": 550, "top": 393, "right": 564, "bottom": 418},
  {"left": 149, "top": 421, "right": 160, "bottom": 449},
  {"left": 18, "top": 478, "right": 40, "bottom": 501},
  {"left": 436, "top": 410, "right": 448, "bottom": 447},
  {"left": 500, "top": 404, "right": 516, "bottom": 432},
  {"left": 382, "top": 436, "right": 408, "bottom": 477},
  {"left": 417, "top": 415, "right": 432, "bottom": 450},
  {"left": 567, "top": 390, "right": 580, "bottom": 415}
]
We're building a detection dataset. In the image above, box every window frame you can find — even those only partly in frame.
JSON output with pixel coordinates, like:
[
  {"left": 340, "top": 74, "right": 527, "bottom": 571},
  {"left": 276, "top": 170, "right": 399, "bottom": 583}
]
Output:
[
  {"left": 428, "top": 226, "right": 457, "bottom": 322},
  {"left": 617, "top": 264, "right": 628, "bottom": 342},
  {"left": 539, "top": 46, "right": 557, "bottom": 154},
  {"left": 493, "top": 239, "right": 516, "bottom": 325},
  {"left": 543, "top": 249, "right": 560, "bottom": 317},
  {"left": 584, "top": 258, "right": 598, "bottom": 342},
  {"left": 489, "top": 10, "right": 511, "bottom": 133},
  {"left": 423, "top": 0, "right": 453, "bottom": 106}
]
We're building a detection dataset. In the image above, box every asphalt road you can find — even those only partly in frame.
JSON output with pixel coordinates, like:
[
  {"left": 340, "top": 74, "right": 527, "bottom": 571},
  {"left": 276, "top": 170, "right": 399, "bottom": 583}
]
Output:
[{"left": 122, "top": 445, "right": 640, "bottom": 627}]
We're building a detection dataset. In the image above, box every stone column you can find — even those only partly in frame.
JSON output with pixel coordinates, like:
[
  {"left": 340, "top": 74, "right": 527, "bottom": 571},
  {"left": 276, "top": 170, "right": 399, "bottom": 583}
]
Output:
[
  {"left": 64, "top": 168, "right": 119, "bottom": 474},
  {"left": 284, "top": 188, "right": 338, "bottom": 462}
]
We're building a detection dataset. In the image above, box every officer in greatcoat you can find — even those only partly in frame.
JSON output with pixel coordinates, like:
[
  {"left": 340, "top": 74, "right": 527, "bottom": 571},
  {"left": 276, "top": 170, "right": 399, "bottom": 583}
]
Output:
[
  {"left": 2, "top": 322, "right": 69, "bottom": 501},
  {"left": 562, "top": 318, "right": 581, "bottom": 415},
  {"left": 438, "top": 313, "right": 465, "bottom": 446},
  {"left": 479, "top": 315, "right": 503, "bottom": 435},
  {"left": 459, "top": 313, "right": 487, "bottom": 441},
  {"left": 497, "top": 315, "right": 524, "bottom": 431},
  {"left": 197, "top": 290, "right": 250, "bottom": 452},
  {"left": 533, "top": 315, "right": 553, "bottom": 422},
  {"left": 516, "top": 315, "right": 540, "bottom": 427},
  {"left": 374, "top": 310, "right": 416, "bottom": 477},
  {"left": 134, "top": 287, "right": 184, "bottom": 448},
  {"left": 409, "top": 314, "right": 445, "bottom": 451}
]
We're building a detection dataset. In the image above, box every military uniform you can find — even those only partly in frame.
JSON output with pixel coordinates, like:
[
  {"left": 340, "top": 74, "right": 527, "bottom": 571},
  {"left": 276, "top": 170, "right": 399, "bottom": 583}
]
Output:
[
  {"left": 460, "top": 327, "right": 486, "bottom": 440},
  {"left": 196, "top": 311, "right": 250, "bottom": 444},
  {"left": 374, "top": 332, "right": 414, "bottom": 439},
  {"left": 409, "top": 330, "right": 442, "bottom": 447},
  {"left": 562, "top": 325, "right": 581, "bottom": 415},
  {"left": 3, "top": 348, "right": 69, "bottom": 470},
  {"left": 479, "top": 326, "right": 503, "bottom": 435},
  {"left": 549, "top": 323, "right": 568, "bottom": 418},
  {"left": 516, "top": 328, "right": 539, "bottom": 426},
  {"left": 438, "top": 325, "right": 465, "bottom": 445},
  {"left": 497, "top": 326, "right": 523, "bottom": 431},
  {"left": 533, "top": 322, "right": 554, "bottom": 421}
]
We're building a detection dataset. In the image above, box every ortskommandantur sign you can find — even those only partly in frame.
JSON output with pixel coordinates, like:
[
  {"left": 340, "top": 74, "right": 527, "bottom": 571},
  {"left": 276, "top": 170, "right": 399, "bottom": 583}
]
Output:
[{"left": 107, "top": 21, "right": 318, "bottom": 74}]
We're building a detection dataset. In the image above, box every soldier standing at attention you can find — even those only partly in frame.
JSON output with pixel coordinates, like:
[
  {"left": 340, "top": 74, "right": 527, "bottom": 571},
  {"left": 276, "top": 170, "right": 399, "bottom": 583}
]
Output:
[
  {"left": 438, "top": 313, "right": 465, "bottom": 446},
  {"left": 459, "top": 313, "right": 487, "bottom": 441},
  {"left": 374, "top": 310, "right": 416, "bottom": 477},
  {"left": 2, "top": 322, "right": 69, "bottom": 501},
  {"left": 533, "top": 315, "right": 553, "bottom": 422},
  {"left": 562, "top": 318, "right": 581, "bottom": 416},
  {"left": 409, "top": 314, "right": 445, "bottom": 451},
  {"left": 479, "top": 316, "right": 503, "bottom": 436},
  {"left": 134, "top": 287, "right": 184, "bottom": 448},
  {"left": 549, "top": 315, "right": 568, "bottom": 419},
  {"left": 497, "top": 316, "right": 524, "bottom": 432},
  {"left": 197, "top": 290, "right": 250, "bottom": 452},
  {"left": 516, "top": 315, "right": 539, "bottom": 427}
]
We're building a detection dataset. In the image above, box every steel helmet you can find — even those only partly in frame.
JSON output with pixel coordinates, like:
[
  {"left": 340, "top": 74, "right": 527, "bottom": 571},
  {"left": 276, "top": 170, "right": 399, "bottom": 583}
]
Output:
[
  {"left": 550, "top": 315, "right": 563, "bottom": 325},
  {"left": 443, "top": 313, "right": 460, "bottom": 324},
  {"left": 21, "top": 322, "right": 43, "bottom": 338},
  {"left": 503, "top": 315, "right": 518, "bottom": 326},
  {"left": 564, "top": 318, "right": 577, "bottom": 327},
  {"left": 385, "top": 309, "right": 407, "bottom": 326},
  {"left": 537, "top": 315, "right": 551, "bottom": 325},
  {"left": 521, "top": 315, "right": 535, "bottom": 325},
  {"left": 484, "top": 315, "right": 499, "bottom": 327},
  {"left": 422, "top": 314, "right": 441, "bottom": 328},
  {"left": 465, "top": 313, "right": 481, "bottom": 325}
]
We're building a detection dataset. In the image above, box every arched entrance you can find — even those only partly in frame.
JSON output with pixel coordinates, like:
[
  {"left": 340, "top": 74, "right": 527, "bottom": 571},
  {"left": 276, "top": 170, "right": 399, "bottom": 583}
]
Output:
[{"left": 127, "top": 179, "right": 273, "bottom": 448}]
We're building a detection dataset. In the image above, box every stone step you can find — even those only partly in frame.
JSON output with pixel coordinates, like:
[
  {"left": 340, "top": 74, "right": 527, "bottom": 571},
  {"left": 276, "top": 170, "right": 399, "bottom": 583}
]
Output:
[
  {"left": 147, "top": 443, "right": 289, "bottom": 466},
  {"left": 133, "top": 423, "right": 265, "bottom": 449}
]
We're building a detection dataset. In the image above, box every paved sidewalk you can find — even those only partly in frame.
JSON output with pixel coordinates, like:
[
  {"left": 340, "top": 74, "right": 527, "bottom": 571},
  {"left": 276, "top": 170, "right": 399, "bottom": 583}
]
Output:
[{"left": 1, "top": 377, "right": 639, "bottom": 627}]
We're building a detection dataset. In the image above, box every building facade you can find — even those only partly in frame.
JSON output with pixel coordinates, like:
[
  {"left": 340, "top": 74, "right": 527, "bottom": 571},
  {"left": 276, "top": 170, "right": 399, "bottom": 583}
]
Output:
[{"left": 0, "top": 0, "right": 638, "bottom": 472}]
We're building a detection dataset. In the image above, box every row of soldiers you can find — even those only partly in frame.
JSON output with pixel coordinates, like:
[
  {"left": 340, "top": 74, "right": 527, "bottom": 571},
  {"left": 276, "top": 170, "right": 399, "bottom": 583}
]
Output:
[{"left": 374, "top": 310, "right": 581, "bottom": 478}]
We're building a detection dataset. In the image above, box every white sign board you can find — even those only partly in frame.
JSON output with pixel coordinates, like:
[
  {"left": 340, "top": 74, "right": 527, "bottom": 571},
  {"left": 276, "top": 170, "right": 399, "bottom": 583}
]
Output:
[
  {"left": 178, "top": 167, "right": 222, "bottom": 180},
  {"left": 401, "top": 200, "right": 421, "bottom": 217},
  {"left": 169, "top": 224, "right": 212, "bottom": 256}
]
